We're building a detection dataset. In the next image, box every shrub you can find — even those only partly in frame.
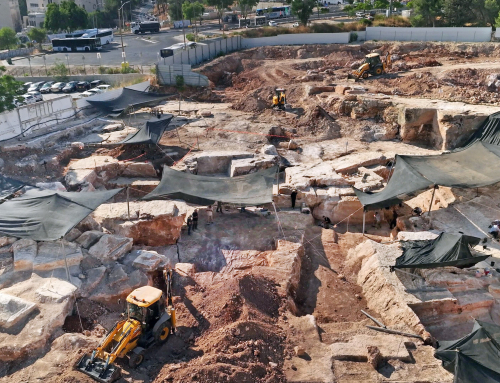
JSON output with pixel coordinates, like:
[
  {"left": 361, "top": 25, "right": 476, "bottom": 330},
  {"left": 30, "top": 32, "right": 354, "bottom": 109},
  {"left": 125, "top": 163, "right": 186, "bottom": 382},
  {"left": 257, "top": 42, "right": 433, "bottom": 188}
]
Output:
[
  {"left": 349, "top": 32, "right": 358, "bottom": 42},
  {"left": 175, "top": 74, "right": 185, "bottom": 90},
  {"left": 98, "top": 66, "right": 107, "bottom": 74},
  {"left": 51, "top": 61, "right": 69, "bottom": 82},
  {"left": 186, "top": 33, "right": 195, "bottom": 41}
]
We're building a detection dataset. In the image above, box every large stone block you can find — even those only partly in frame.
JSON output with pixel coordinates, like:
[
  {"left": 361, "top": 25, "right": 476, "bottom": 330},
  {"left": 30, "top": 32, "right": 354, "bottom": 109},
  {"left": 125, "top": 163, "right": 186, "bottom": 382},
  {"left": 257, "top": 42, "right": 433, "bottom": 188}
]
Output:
[
  {"left": 88, "top": 235, "right": 133, "bottom": 262},
  {"left": 34, "top": 241, "right": 83, "bottom": 271},
  {"left": 121, "top": 162, "right": 157, "bottom": 178},
  {"left": 12, "top": 239, "right": 37, "bottom": 271},
  {"left": 35, "top": 279, "right": 77, "bottom": 303},
  {"left": 0, "top": 292, "right": 37, "bottom": 329},
  {"left": 133, "top": 250, "right": 163, "bottom": 272},
  {"left": 75, "top": 230, "right": 105, "bottom": 249},
  {"left": 0, "top": 237, "right": 17, "bottom": 248},
  {"left": 65, "top": 169, "right": 97, "bottom": 188}
]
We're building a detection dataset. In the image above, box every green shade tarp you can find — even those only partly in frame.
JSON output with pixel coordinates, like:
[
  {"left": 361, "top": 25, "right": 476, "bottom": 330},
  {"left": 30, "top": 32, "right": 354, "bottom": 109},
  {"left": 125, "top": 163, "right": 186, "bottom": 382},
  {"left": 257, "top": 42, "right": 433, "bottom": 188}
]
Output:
[
  {"left": 142, "top": 166, "right": 277, "bottom": 206},
  {"left": 435, "top": 320, "right": 500, "bottom": 383},
  {"left": 0, "top": 174, "right": 25, "bottom": 200},
  {"left": 355, "top": 141, "right": 500, "bottom": 210},
  {"left": 117, "top": 115, "right": 174, "bottom": 145},
  {"left": 395, "top": 232, "right": 486, "bottom": 269},
  {"left": 465, "top": 111, "right": 500, "bottom": 146},
  {"left": 0, "top": 188, "right": 121, "bottom": 241}
]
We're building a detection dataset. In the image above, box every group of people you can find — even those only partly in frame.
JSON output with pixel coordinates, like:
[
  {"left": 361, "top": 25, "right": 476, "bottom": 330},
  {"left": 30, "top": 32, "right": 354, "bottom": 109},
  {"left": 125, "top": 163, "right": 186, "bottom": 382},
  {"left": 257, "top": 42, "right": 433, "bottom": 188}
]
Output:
[
  {"left": 186, "top": 202, "right": 225, "bottom": 235},
  {"left": 489, "top": 220, "right": 500, "bottom": 239}
]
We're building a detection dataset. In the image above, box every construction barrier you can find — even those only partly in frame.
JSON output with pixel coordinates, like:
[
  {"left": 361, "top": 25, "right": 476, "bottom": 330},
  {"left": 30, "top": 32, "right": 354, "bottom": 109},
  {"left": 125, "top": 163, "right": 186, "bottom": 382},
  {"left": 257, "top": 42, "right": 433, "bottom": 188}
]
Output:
[{"left": 365, "top": 27, "right": 492, "bottom": 42}]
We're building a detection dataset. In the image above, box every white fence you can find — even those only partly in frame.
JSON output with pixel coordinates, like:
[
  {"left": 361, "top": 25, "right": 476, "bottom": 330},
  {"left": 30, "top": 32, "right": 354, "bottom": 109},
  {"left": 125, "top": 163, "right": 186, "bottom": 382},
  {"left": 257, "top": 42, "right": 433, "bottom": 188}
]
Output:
[
  {"left": 0, "top": 95, "right": 76, "bottom": 142},
  {"left": 160, "top": 36, "right": 241, "bottom": 66},
  {"left": 241, "top": 32, "right": 350, "bottom": 48},
  {"left": 156, "top": 64, "right": 209, "bottom": 87},
  {"left": 365, "top": 27, "right": 492, "bottom": 42}
]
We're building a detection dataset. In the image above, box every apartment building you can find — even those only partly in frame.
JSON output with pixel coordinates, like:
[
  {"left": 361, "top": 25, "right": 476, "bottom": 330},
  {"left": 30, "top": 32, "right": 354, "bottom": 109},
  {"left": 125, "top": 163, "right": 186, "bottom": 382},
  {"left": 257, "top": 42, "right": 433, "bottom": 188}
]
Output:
[
  {"left": 27, "top": 0, "right": 104, "bottom": 28},
  {"left": 0, "top": 0, "right": 22, "bottom": 32}
]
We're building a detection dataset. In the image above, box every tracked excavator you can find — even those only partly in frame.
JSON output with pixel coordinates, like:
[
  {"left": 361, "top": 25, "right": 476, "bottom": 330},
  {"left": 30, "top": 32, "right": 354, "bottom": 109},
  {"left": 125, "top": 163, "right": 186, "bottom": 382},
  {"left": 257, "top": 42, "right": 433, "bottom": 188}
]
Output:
[
  {"left": 348, "top": 52, "right": 391, "bottom": 81},
  {"left": 75, "top": 269, "right": 176, "bottom": 383}
]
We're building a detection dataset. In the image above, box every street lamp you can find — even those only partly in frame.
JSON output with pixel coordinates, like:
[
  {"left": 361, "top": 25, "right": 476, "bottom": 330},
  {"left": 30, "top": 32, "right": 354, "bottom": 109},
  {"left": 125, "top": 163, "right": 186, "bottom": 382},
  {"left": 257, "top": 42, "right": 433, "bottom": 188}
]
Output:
[
  {"left": 43, "top": 55, "right": 47, "bottom": 76},
  {"left": 27, "top": 56, "right": 32, "bottom": 77},
  {"left": 118, "top": 0, "right": 131, "bottom": 63},
  {"left": 82, "top": 56, "right": 86, "bottom": 74}
]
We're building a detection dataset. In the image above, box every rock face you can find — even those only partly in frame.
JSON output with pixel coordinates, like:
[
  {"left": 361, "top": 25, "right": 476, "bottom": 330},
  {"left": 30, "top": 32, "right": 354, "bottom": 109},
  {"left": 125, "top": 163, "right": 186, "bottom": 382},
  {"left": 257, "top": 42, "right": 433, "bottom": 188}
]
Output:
[
  {"left": 175, "top": 151, "right": 254, "bottom": 174},
  {"left": 92, "top": 200, "right": 190, "bottom": 247},
  {"left": 0, "top": 274, "right": 76, "bottom": 362},
  {"left": 12, "top": 239, "right": 37, "bottom": 271},
  {"left": 34, "top": 241, "right": 83, "bottom": 271},
  {"left": 76, "top": 230, "right": 105, "bottom": 249},
  {"left": 90, "top": 269, "right": 149, "bottom": 305},
  {"left": 0, "top": 293, "right": 37, "bottom": 329},
  {"left": 230, "top": 155, "right": 277, "bottom": 177},
  {"left": 88, "top": 235, "right": 133, "bottom": 262},
  {"left": 285, "top": 162, "right": 354, "bottom": 189}
]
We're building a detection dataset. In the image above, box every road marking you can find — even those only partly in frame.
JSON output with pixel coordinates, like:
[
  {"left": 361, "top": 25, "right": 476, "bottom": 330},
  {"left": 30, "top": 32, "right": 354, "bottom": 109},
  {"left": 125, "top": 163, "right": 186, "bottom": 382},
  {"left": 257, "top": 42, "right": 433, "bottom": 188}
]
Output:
[{"left": 136, "top": 37, "right": 158, "bottom": 43}]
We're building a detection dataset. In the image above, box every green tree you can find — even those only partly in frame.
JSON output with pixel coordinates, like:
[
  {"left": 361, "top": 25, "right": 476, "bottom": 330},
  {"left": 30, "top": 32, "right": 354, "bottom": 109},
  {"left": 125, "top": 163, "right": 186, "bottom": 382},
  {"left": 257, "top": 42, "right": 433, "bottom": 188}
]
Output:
[
  {"left": 206, "top": 0, "right": 234, "bottom": 25},
  {"left": 0, "top": 66, "right": 24, "bottom": 113},
  {"left": 484, "top": 0, "right": 499, "bottom": 25},
  {"left": 290, "top": 0, "right": 316, "bottom": 25},
  {"left": 50, "top": 61, "right": 69, "bottom": 82},
  {"left": 373, "top": 0, "right": 389, "bottom": 8},
  {"left": 168, "top": 0, "right": 184, "bottom": 20},
  {"left": 443, "top": 0, "right": 474, "bottom": 25},
  {"left": 60, "top": 1, "right": 89, "bottom": 31},
  {"left": 44, "top": 3, "right": 63, "bottom": 32},
  {"left": 412, "top": 0, "right": 442, "bottom": 26},
  {"left": 27, "top": 28, "right": 47, "bottom": 50},
  {"left": 182, "top": 1, "right": 204, "bottom": 23},
  {"left": 0, "top": 28, "right": 18, "bottom": 50},
  {"left": 239, "top": 0, "right": 259, "bottom": 19}
]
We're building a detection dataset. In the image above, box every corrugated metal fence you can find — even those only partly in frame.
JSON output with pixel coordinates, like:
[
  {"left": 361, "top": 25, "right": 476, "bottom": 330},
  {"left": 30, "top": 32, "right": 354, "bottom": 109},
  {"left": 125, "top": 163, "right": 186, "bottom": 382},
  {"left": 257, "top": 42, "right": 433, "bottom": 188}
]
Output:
[
  {"left": 366, "top": 27, "right": 492, "bottom": 42},
  {"left": 160, "top": 36, "right": 241, "bottom": 66},
  {"left": 156, "top": 64, "right": 209, "bottom": 86}
]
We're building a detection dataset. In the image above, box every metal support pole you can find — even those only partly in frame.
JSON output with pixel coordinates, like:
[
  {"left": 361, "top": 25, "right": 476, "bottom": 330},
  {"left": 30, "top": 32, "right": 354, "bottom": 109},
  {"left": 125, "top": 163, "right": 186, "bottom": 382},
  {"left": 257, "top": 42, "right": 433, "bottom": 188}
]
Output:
[
  {"left": 428, "top": 186, "right": 437, "bottom": 219},
  {"left": 276, "top": 166, "right": 280, "bottom": 195},
  {"left": 126, "top": 186, "right": 130, "bottom": 220},
  {"left": 362, "top": 209, "right": 366, "bottom": 234}
]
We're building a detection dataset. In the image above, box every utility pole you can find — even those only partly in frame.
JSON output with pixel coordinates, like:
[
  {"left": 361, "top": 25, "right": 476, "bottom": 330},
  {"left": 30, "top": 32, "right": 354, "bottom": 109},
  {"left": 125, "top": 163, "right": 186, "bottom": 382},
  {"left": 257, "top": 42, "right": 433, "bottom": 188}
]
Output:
[{"left": 119, "top": 1, "right": 131, "bottom": 63}]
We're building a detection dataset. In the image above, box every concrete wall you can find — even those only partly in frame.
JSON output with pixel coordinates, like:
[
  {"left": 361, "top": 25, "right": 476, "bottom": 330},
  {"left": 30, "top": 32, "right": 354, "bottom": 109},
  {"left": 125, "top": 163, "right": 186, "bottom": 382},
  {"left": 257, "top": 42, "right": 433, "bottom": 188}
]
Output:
[
  {"left": 241, "top": 32, "right": 350, "bottom": 47},
  {"left": 15, "top": 73, "right": 149, "bottom": 86},
  {"left": 366, "top": 27, "right": 492, "bottom": 42},
  {"left": 0, "top": 95, "right": 76, "bottom": 142},
  {"left": 0, "top": 0, "right": 22, "bottom": 32},
  {"left": 0, "top": 48, "right": 34, "bottom": 60},
  {"left": 156, "top": 64, "right": 209, "bottom": 87}
]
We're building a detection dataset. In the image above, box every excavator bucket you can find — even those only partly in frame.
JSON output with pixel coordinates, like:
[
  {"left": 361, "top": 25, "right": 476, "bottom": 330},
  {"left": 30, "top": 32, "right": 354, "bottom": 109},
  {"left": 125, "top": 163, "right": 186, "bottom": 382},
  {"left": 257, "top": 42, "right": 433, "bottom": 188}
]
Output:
[{"left": 75, "top": 354, "right": 121, "bottom": 383}]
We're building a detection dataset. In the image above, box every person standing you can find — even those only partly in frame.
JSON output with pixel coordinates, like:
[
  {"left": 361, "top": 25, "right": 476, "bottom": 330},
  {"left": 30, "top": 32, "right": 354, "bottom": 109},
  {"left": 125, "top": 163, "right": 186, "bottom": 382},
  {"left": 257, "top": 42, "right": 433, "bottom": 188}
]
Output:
[
  {"left": 207, "top": 205, "right": 214, "bottom": 224},
  {"left": 192, "top": 209, "right": 198, "bottom": 230},
  {"left": 291, "top": 189, "right": 298, "bottom": 209},
  {"left": 186, "top": 215, "right": 193, "bottom": 235},
  {"left": 216, "top": 201, "right": 223, "bottom": 213}
]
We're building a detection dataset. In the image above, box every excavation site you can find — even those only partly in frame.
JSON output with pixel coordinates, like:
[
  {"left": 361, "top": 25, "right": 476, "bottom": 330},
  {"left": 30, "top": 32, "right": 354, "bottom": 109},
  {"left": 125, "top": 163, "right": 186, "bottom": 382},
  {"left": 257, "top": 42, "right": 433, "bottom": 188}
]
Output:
[{"left": 3, "top": 40, "right": 500, "bottom": 383}]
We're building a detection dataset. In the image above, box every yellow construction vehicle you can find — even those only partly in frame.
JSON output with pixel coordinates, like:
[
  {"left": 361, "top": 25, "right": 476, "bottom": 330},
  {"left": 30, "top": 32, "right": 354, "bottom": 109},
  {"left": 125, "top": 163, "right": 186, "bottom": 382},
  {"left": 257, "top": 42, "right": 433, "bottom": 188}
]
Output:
[
  {"left": 272, "top": 88, "right": 286, "bottom": 110},
  {"left": 348, "top": 52, "right": 391, "bottom": 81},
  {"left": 75, "top": 270, "right": 176, "bottom": 383}
]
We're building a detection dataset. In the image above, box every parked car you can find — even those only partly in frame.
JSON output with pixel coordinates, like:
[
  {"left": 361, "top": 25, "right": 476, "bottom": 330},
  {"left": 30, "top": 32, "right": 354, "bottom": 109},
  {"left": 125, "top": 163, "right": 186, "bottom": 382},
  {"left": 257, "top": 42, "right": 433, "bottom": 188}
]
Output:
[
  {"left": 22, "top": 94, "right": 36, "bottom": 105},
  {"left": 51, "top": 82, "right": 66, "bottom": 93},
  {"left": 366, "top": 14, "right": 374, "bottom": 20},
  {"left": 76, "top": 81, "right": 91, "bottom": 91},
  {"left": 80, "top": 89, "right": 101, "bottom": 97},
  {"left": 90, "top": 80, "right": 106, "bottom": 88},
  {"left": 40, "top": 81, "right": 55, "bottom": 94},
  {"left": 355, "top": 11, "right": 365, "bottom": 18},
  {"left": 27, "top": 81, "right": 45, "bottom": 92},
  {"left": 23, "top": 82, "right": 33, "bottom": 91},
  {"left": 269, "top": 20, "right": 278, "bottom": 27},
  {"left": 292, "top": 22, "right": 300, "bottom": 27},
  {"left": 62, "top": 81, "right": 78, "bottom": 93},
  {"left": 95, "top": 84, "right": 111, "bottom": 92},
  {"left": 26, "top": 91, "right": 43, "bottom": 102}
]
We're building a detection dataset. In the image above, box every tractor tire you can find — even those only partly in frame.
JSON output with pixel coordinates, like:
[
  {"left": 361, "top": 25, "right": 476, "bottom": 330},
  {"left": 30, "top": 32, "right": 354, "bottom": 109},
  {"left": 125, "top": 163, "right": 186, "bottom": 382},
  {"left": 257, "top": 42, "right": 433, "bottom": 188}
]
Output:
[
  {"left": 129, "top": 347, "right": 145, "bottom": 368},
  {"left": 154, "top": 320, "right": 172, "bottom": 343},
  {"left": 374, "top": 66, "right": 383, "bottom": 75},
  {"left": 362, "top": 72, "right": 369, "bottom": 79}
]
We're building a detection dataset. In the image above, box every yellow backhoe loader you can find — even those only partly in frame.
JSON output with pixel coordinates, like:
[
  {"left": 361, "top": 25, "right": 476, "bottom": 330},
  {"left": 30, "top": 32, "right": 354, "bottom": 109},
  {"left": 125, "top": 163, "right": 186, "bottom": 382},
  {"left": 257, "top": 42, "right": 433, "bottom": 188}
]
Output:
[
  {"left": 272, "top": 88, "right": 286, "bottom": 110},
  {"left": 348, "top": 52, "right": 391, "bottom": 81},
  {"left": 75, "top": 270, "right": 176, "bottom": 383}
]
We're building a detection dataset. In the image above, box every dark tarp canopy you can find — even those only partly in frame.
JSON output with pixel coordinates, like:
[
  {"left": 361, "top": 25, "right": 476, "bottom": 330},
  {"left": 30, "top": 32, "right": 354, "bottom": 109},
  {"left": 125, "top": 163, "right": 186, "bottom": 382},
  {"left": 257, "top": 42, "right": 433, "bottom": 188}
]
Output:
[
  {"left": 395, "top": 232, "right": 487, "bottom": 269},
  {"left": 0, "top": 174, "right": 25, "bottom": 200},
  {"left": 465, "top": 111, "right": 500, "bottom": 146},
  {"left": 355, "top": 141, "right": 500, "bottom": 210},
  {"left": 142, "top": 166, "right": 277, "bottom": 206},
  {"left": 0, "top": 188, "right": 121, "bottom": 241},
  {"left": 116, "top": 115, "right": 174, "bottom": 145},
  {"left": 86, "top": 81, "right": 170, "bottom": 114},
  {"left": 435, "top": 320, "right": 500, "bottom": 383}
]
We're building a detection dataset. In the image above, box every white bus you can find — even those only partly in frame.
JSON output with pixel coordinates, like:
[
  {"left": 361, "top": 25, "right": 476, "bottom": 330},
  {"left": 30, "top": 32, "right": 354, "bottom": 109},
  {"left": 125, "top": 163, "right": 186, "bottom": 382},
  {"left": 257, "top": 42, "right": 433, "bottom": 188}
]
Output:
[
  {"left": 81, "top": 29, "right": 114, "bottom": 45},
  {"left": 52, "top": 37, "right": 102, "bottom": 52}
]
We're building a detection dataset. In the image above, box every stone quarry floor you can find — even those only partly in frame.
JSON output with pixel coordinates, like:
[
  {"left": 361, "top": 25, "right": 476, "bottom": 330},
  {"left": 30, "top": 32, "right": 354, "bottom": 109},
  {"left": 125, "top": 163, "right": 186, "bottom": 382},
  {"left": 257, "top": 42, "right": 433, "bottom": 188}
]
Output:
[{"left": 4, "top": 41, "right": 500, "bottom": 382}]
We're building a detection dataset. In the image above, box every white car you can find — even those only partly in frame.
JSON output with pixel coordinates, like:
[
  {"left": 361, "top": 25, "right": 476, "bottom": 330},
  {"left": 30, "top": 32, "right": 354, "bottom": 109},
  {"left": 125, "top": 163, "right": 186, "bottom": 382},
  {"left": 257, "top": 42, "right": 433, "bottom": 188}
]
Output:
[
  {"left": 269, "top": 20, "right": 278, "bottom": 27},
  {"left": 356, "top": 11, "right": 365, "bottom": 18},
  {"left": 95, "top": 84, "right": 111, "bottom": 92},
  {"left": 292, "top": 22, "right": 300, "bottom": 27},
  {"left": 26, "top": 91, "right": 43, "bottom": 102},
  {"left": 21, "top": 94, "right": 36, "bottom": 105},
  {"left": 80, "top": 89, "right": 101, "bottom": 97}
]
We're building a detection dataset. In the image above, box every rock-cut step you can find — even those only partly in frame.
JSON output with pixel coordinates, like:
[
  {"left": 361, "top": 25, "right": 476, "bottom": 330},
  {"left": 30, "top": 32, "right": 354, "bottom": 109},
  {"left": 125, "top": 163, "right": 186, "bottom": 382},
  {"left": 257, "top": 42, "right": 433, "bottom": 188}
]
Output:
[{"left": 108, "top": 177, "right": 160, "bottom": 198}]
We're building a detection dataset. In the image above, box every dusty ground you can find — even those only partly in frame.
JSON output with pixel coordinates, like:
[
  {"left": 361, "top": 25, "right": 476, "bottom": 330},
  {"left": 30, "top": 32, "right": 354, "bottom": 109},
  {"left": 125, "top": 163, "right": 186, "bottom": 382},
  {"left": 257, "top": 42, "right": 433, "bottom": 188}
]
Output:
[{"left": 3, "top": 41, "right": 500, "bottom": 383}]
